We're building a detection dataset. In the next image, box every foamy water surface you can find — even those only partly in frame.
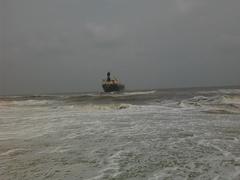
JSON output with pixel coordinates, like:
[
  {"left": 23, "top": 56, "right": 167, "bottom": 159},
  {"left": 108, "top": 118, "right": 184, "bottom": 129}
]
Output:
[{"left": 0, "top": 88, "right": 240, "bottom": 180}]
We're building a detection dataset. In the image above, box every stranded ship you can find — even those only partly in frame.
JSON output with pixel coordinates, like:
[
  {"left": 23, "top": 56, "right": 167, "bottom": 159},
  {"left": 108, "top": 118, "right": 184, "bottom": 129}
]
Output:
[{"left": 102, "top": 72, "right": 125, "bottom": 92}]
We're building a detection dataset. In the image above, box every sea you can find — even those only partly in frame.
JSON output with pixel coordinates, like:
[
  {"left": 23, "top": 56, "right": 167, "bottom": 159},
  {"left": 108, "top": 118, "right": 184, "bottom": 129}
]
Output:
[{"left": 0, "top": 87, "right": 240, "bottom": 180}]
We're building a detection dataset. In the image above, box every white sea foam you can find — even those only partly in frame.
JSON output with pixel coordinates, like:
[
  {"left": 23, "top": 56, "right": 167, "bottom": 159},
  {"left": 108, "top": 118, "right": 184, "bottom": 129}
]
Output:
[
  {"left": 122, "top": 90, "right": 156, "bottom": 96},
  {"left": 85, "top": 151, "right": 122, "bottom": 180},
  {"left": 65, "top": 103, "right": 131, "bottom": 113},
  {"left": 217, "top": 89, "right": 240, "bottom": 94},
  {"left": 199, "top": 88, "right": 240, "bottom": 95},
  {"left": 1, "top": 88, "right": 240, "bottom": 180},
  {"left": 12, "top": 100, "right": 55, "bottom": 106},
  {"left": 148, "top": 167, "right": 179, "bottom": 180},
  {"left": 97, "top": 90, "right": 156, "bottom": 97},
  {"left": 222, "top": 95, "right": 240, "bottom": 105},
  {"left": 0, "top": 148, "right": 29, "bottom": 156},
  {"left": 179, "top": 94, "right": 240, "bottom": 114}
]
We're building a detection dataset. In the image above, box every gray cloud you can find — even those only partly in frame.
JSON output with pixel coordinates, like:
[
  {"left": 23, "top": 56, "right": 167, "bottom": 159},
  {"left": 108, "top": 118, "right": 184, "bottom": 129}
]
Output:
[
  {"left": 175, "top": 0, "right": 201, "bottom": 13},
  {"left": 1, "top": 0, "right": 240, "bottom": 95},
  {"left": 85, "top": 22, "right": 124, "bottom": 48}
]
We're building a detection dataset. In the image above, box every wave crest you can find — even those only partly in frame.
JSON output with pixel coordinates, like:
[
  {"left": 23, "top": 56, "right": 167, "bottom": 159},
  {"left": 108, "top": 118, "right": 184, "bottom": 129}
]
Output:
[
  {"left": 66, "top": 103, "right": 131, "bottom": 112},
  {"left": 180, "top": 95, "right": 240, "bottom": 114}
]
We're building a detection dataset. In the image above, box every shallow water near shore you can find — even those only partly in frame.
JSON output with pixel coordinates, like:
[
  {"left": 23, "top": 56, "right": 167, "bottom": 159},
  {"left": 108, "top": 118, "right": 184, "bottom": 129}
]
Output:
[{"left": 1, "top": 87, "right": 240, "bottom": 180}]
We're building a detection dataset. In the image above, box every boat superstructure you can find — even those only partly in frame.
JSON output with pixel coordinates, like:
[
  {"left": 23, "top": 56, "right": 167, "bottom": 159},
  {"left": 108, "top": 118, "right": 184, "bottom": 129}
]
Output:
[{"left": 102, "top": 72, "right": 125, "bottom": 92}]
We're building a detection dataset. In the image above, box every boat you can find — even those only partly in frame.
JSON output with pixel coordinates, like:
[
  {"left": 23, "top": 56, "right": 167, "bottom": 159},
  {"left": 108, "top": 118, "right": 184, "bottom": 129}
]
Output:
[{"left": 102, "top": 72, "right": 125, "bottom": 92}]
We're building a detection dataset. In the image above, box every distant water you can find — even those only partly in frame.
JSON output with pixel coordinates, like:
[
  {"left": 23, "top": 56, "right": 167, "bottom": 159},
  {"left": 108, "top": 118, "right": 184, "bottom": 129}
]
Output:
[{"left": 1, "top": 87, "right": 240, "bottom": 180}]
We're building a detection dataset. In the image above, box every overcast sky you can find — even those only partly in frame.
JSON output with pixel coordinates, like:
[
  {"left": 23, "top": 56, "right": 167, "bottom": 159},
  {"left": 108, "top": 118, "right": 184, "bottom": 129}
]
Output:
[{"left": 1, "top": 0, "right": 240, "bottom": 95}]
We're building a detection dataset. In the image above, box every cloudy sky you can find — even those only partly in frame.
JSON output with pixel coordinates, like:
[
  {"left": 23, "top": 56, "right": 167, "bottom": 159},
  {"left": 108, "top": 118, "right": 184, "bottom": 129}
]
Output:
[{"left": 1, "top": 0, "right": 240, "bottom": 95}]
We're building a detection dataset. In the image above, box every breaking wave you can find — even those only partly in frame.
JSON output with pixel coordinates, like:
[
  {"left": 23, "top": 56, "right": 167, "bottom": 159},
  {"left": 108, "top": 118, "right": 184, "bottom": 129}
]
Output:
[
  {"left": 180, "top": 95, "right": 240, "bottom": 114},
  {"left": 1, "top": 88, "right": 240, "bottom": 114},
  {"left": 65, "top": 103, "right": 131, "bottom": 112},
  {"left": 0, "top": 100, "right": 131, "bottom": 113},
  {"left": 121, "top": 90, "right": 156, "bottom": 96},
  {"left": 12, "top": 100, "right": 56, "bottom": 106}
]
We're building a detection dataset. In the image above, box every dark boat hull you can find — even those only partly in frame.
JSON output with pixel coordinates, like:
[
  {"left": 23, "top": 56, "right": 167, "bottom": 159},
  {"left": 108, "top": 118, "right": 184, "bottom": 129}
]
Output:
[{"left": 102, "top": 84, "right": 125, "bottom": 92}]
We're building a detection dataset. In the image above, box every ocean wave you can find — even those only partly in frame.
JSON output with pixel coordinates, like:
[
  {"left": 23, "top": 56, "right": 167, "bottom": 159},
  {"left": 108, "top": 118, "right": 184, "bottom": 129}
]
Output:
[
  {"left": 12, "top": 100, "right": 56, "bottom": 106},
  {"left": 62, "top": 90, "right": 157, "bottom": 105},
  {"left": 121, "top": 90, "right": 156, "bottom": 96},
  {"left": 217, "top": 89, "right": 240, "bottom": 94},
  {"left": 0, "top": 148, "right": 29, "bottom": 156},
  {"left": 65, "top": 103, "right": 131, "bottom": 112},
  {"left": 0, "top": 100, "right": 14, "bottom": 107},
  {"left": 0, "top": 100, "right": 58, "bottom": 108},
  {"left": 221, "top": 95, "right": 240, "bottom": 105},
  {"left": 205, "top": 108, "right": 240, "bottom": 114},
  {"left": 199, "top": 88, "right": 240, "bottom": 95},
  {"left": 180, "top": 95, "right": 240, "bottom": 114},
  {"left": 0, "top": 97, "right": 132, "bottom": 112},
  {"left": 65, "top": 90, "right": 156, "bottom": 97},
  {"left": 93, "top": 90, "right": 156, "bottom": 98}
]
